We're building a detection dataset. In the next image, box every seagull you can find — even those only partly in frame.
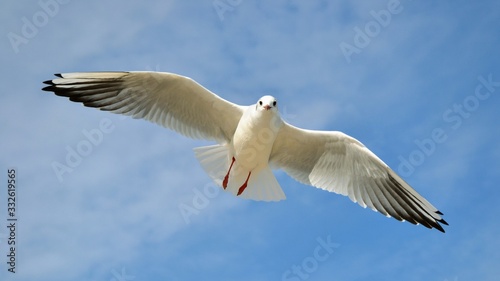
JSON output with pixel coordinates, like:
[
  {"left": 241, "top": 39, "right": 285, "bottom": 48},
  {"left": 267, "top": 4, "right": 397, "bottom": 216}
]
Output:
[{"left": 43, "top": 71, "right": 448, "bottom": 232}]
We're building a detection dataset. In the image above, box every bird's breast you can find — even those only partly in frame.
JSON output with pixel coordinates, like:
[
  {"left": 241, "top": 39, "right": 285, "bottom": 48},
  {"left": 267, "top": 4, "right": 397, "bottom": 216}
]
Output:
[{"left": 231, "top": 112, "right": 282, "bottom": 170}]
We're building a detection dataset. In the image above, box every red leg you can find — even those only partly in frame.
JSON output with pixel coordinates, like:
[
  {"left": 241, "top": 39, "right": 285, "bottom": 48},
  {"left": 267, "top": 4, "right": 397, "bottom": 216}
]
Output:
[
  {"left": 223, "top": 157, "right": 235, "bottom": 189},
  {"left": 237, "top": 171, "right": 252, "bottom": 196}
]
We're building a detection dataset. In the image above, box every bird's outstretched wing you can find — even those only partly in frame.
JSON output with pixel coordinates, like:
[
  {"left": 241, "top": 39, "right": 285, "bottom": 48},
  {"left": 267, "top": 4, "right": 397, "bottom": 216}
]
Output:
[
  {"left": 270, "top": 123, "right": 448, "bottom": 232},
  {"left": 43, "top": 72, "right": 244, "bottom": 143}
]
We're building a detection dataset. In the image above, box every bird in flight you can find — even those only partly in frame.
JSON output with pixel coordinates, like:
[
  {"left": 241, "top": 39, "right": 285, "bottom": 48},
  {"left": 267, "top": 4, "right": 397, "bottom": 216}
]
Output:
[{"left": 43, "top": 71, "right": 448, "bottom": 232}]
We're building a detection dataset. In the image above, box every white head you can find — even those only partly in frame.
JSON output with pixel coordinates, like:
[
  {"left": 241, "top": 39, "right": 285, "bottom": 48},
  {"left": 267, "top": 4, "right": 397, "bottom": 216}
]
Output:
[{"left": 256, "top": 95, "right": 278, "bottom": 112}]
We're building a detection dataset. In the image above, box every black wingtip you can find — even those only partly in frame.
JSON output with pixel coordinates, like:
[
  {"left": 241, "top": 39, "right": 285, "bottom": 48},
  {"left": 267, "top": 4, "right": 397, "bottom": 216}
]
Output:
[
  {"left": 434, "top": 210, "right": 448, "bottom": 232},
  {"left": 42, "top": 73, "right": 66, "bottom": 91},
  {"left": 42, "top": 85, "right": 53, "bottom": 92},
  {"left": 42, "top": 79, "right": 56, "bottom": 91},
  {"left": 433, "top": 217, "right": 448, "bottom": 233},
  {"left": 42, "top": 74, "right": 59, "bottom": 91},
  {"left": 436, "top": 225, "right": 446, "bottom": 233}
]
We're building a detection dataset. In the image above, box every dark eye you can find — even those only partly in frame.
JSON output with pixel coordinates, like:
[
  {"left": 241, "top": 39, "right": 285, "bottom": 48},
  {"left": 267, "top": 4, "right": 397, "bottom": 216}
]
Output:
[
  {"left": 259, "top": 101, "right": 263, "bottom": 105},
  {"left": 273, "top": 101, "right": 277, "bottom": 106}
]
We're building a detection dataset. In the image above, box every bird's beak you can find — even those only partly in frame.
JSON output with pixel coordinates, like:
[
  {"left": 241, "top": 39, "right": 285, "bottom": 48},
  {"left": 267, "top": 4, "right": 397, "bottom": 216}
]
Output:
[{"left": 263, "top": 105, "right": 271, "bottom": 110}]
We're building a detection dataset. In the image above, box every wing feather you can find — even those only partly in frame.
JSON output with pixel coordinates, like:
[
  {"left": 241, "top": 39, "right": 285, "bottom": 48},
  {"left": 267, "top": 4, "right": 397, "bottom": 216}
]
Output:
[
  {"left": 270, "top": 123, "right": 447, "bottom": 232},
  {"left": 43, "top": 71, "right": 244, "bottom": 143}
]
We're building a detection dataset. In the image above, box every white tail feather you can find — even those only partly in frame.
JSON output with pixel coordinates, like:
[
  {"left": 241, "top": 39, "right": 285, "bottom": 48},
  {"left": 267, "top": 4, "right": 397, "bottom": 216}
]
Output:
[
  {"left": 237, "top": 166, "right": 286, "bottom": 201},
  {"left": 193, "top": 145, "right": 286, "bottom": 202},
  {"left": 193, "top": 144, "right": 228, "bottom": 187}
]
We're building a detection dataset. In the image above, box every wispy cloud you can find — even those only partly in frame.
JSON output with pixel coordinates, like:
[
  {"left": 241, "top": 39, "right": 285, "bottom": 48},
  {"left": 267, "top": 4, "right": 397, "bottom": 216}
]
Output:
[{"left": 1, "top": 1, "right": 499, "bottom": 280}]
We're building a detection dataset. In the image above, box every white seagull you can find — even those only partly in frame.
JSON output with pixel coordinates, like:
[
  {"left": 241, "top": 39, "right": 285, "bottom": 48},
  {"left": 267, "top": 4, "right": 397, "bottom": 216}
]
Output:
[{"left": 43, "top": 71, "right": 448, "bottom": 232}]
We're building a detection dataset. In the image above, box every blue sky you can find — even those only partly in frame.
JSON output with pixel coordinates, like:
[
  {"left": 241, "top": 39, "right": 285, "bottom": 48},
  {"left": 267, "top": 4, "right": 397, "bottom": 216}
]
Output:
[{"left": 1, "top": 0, "right": 499, "bottom": 280}]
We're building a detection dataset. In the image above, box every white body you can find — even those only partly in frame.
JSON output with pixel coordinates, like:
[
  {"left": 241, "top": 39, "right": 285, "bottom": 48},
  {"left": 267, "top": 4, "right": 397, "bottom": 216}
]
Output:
[
  {"left": 195, "top": 95, "right": 286, "bottom": 200},
  {"left": 232, "top": 102, "right": 282, "bottom": 171}
]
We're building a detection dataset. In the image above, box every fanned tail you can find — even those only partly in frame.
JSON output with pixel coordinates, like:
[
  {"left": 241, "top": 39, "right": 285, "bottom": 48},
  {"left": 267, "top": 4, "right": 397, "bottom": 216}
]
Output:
[
  {"left": 236, "top": 165, "right": 286, "bottom": 201},
  {"left": 193, "top": 144, "right": 228, "bottom": 187},
  {"left": 193, "top": 145, "right": 286, "bottom": 202}
]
